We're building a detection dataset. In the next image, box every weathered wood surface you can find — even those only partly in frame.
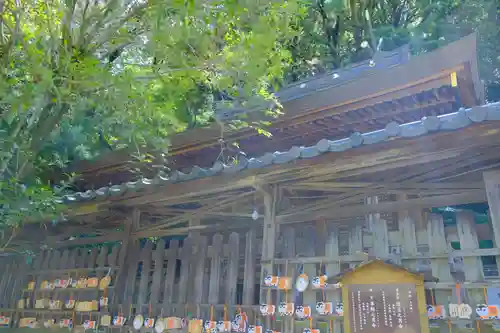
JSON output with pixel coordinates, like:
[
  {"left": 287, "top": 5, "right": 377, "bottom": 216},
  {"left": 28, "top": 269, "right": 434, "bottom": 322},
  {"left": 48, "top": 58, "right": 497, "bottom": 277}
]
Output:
[{"left": 2, "top": 230, "right": 261, "bottom": 323}]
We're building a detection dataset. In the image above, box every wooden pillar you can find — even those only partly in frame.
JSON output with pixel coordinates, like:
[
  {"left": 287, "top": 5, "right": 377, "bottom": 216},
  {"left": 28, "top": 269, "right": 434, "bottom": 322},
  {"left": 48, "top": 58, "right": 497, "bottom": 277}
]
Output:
[
  {"left": 427, "top": 213, "right": 451, "bottom": 306},
  {"left": 398, "top": 195, "right": 418, "bottom": 270},
  {"left": 242, "top": 229, "right": 256, "bottom": 305},
  {"left": 368, "top": 196, "right": 389, "bottom": 258},
  {"left": 483, "top": 171, "right": 500, "bottom": 267},
  {"left": 208, "top": 233, "right": 223, "bottom": 305},
  {"left": 456, "top": 211, "right": 483, "bottom": 280},
  {"left": 113, "top": 208, "right": 139, "bottom": 306},
  {"left": 348, "top": 225, "right": 363, "bottom": 267},
  {"left": 283, "top": 226, "right": 296, "bottom": 333},
  {"left": 325, "top": 225, "right": 342, "bottom": 333},
  {"left": 259, "top": 185, "right": 278, "bottom": 331},
  {"left": 427, "top": 213, "right": 451, "bottom": 281}
]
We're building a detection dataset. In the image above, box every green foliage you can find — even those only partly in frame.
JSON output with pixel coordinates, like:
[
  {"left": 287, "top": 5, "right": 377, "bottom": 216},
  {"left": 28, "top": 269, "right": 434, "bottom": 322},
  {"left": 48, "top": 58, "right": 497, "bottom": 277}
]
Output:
[
  {"left": 0, "top": 0, "right": 303, "bottom": 238},
  {"left": 284, "top": 0, "right": 500, "bottom": 93}
]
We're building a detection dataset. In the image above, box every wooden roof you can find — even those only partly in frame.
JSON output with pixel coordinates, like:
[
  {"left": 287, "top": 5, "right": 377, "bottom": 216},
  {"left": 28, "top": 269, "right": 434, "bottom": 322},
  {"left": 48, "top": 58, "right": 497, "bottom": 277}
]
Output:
[
  {"left": 12, "top": 35, "right": 494, "bottom": 251},
  {"left": 332, "top": 259, "right": 439, "bottom": 283},
  {"left": 73, "top": 34, "right": 482, "bottom": 190},
  {"left": 14, "top": 101, "right": 500, "bottom": 250}
]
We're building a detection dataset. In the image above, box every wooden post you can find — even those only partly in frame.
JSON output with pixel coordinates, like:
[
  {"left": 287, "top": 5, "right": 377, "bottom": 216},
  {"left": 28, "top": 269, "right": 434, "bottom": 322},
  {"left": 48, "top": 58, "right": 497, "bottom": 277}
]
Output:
[
  {"left": 193, "top": 235, "right": 208, "bottom": 312},
  {"left": 242, "top": 229, "right": 256, "bottom": 305},
  {"left": 483, "top": 170, "right": 500, "bottom": 268},
  {"left": 259, "top": 185, "right": 278, "bottom": 331},
  {"left": 325, "top": 225, "right": 341, "bottom": 333},
  {"left": 225, "top": 232, "right": 240, "bottom": 305},
  {"left": 367, "top": 196, "right": 389, "bottom": 258},
  {"left": 456, "top": 211, "right": 483, "bottom": 280},
  {"left": 283, "top": 226, "right": 296, "bottom": 333},
  {"left": 112, "top": 208, "right": 139, "bottom": 306},
  {"left": 398, "top": 194, "right": 418, "bottom": 270},
  {"left": 208, "top": 233, "right": 223, "bottom": 305},
  {"left": 427, "top": 213, "right": 451, "bottom": 306},
  {"left": 348, "top": 225, "right": 363, "bottom": 268}
]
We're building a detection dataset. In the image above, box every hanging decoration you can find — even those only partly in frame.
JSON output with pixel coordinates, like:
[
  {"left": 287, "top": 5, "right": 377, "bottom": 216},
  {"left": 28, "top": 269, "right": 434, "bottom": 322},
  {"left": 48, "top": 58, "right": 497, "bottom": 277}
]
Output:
[
  {"left": 311, "top": 275, "right": 328, "bottom": 289},
  {"left": 277, "top": 276, "right": 292, "bottom": 290},
  {"left": 449, "top": 303, "right": 473, "bottom": 320},
  {"left": 188, "top": 319, "right": 203, "bottom": 333},
  {"left": 65, "top": 298, "right": 75, "bottom": 309},
  {"left": 76, "top": 278, "right": 87, "bottom": 288},
  {"left": 112, "top": 315, "right": 126, "bottom": 327},
  {"left": 427, "top": 305, "right": 446, "bottom": 319},
  {"left": 260, "top": 288, "right": 275, "bottom": 317},
  {"left": 248, "top": 325, "right": 263, "bottom": 333},
  {"left": 133, "top": 314, "right": 144, "bottom": 330},
  {"left": 252, "top": 209, "right": 260, "bottom": 221},
  {"left": 278, "top": 301, "right": 294, "bottom": 316},
  {"left": 295, "top": 305, "right": 312, "bottom": 319},
  {"left": 86, "top": 277, "right": 99, "bottom": 288},
  {"left": 259, "top": 304, "right": 275, "bottom": 316},
  {"left": 476, "top": 304, "right": 500, "bottom": 320},
  {"left": 40, "top": 280, "right": 55, "bottom": 290},
  {"left": 99, "top": 275, "right": 111, "bottom": 290},
  {"left": 231, "top": 307, "right": 247, "bottom": 332},
  {"left": 216, "top": 305, "right": 231, "bottom": 332},
  {"left": 335, "top": 303, "right": 343, "bottom": 316},
  {"left": 26, "top": 281, "right": 35, "bottom": 290},
  {"left": 83, "top": 320, "right": 97, "bottom": 330},
  {"left": 263, "top": 275, "right": 279, "bottom": 287},
  {"left": 205, "top": 306, "right": 218, "bottom": 332},
  {"left": 101, "top": 315, "right": 111, "bottom": 327},
  {"left": 49, "top": 299, "right": 62, "bottom": 310},
  {"left": 54, "top": 278, "right": 70, "bottom": 288},
  {"left": 449, "top": 284, "right": 472, "bottom": 320},
  {"left": 99, "top": 296, "right": 108, "bottom": 308},
  {"left": 144, "top": 317, "right": 155, "bottom": 329},
  {"left": 154, "top": 319, "right": 165, "bottom": 333},
  {"left": 0, "top": 316, "right": 11, "bottom": 327},
  {"left": 43, "top": 319, "right": 57, "bottom": 329},
  {"left": 19, "top": 318, "right": 38, "bottom": 328},
  {"left": 59, "top": 319, "right": 72, "bottom": 329},
  {"left": 143, "top": 304, "right": 155, "bottom": 329},
  {"left": 154, "top": 309, "right": 165, "bottom": 333},
  {"left": 295, "top": 273, "right": 309, "bottom": 292},
  {"left": 315, "top": 302, "right": 334, "bottom": 316},
  {"left": 164, "top": 317, "right": 182, "bottom": 330},
  {"left": 477, "top": 287, "right": 500, "bottom": 320}
]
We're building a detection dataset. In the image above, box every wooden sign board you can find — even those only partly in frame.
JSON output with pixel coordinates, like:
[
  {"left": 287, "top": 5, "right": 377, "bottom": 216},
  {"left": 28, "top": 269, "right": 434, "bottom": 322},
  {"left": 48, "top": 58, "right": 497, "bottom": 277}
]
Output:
[{"left": 348, "top": 284, "right": 420, "bottom": 333}]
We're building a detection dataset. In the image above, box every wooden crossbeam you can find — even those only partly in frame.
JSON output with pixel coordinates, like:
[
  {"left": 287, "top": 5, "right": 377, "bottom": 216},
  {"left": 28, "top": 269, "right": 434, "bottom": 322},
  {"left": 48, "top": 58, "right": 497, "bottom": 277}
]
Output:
[
  {"left": 277, "top": 190, "right": 487, "bottom": 224},
  {"left": 285, "top": 181, "right": 484, "bottom": 192},
  {"left": 137, "top": 190, "right": 255, "bottom": 232}
]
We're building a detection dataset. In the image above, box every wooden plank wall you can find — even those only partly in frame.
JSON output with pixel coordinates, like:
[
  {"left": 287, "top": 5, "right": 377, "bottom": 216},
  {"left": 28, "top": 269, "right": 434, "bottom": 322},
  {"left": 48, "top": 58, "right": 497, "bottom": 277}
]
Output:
[
  {"left": 115, "top": 232, "right": 260, "bottom": 320},
  {"left": 0, "top": 231, "right": 261, "bottom": 324}
]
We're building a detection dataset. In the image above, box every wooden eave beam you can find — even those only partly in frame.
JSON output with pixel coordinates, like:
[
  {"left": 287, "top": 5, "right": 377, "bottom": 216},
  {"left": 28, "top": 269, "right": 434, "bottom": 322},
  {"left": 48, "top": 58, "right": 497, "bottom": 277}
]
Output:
[
  {"left": 36, "top": 121, "right": 500, "bottom": 227},
  {"left": 284, "top": 181, "right": 484, "bottom": 192},
  {"left": 277, "top": 190, "right": 487, "bottom": 225}
]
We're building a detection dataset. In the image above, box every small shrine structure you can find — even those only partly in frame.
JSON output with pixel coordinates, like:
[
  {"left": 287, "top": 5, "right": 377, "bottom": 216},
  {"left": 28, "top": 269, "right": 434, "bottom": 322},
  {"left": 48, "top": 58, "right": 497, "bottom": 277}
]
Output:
[{"left": 335, "top": 259, "right": 436, "bottom": 333}]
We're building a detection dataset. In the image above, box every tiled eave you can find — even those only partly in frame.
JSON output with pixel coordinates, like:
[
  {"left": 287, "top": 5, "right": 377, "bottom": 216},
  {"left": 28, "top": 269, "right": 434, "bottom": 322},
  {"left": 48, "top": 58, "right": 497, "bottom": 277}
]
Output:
[{"left": 60, "top": 102, "right": 500, "bottom": 204}]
